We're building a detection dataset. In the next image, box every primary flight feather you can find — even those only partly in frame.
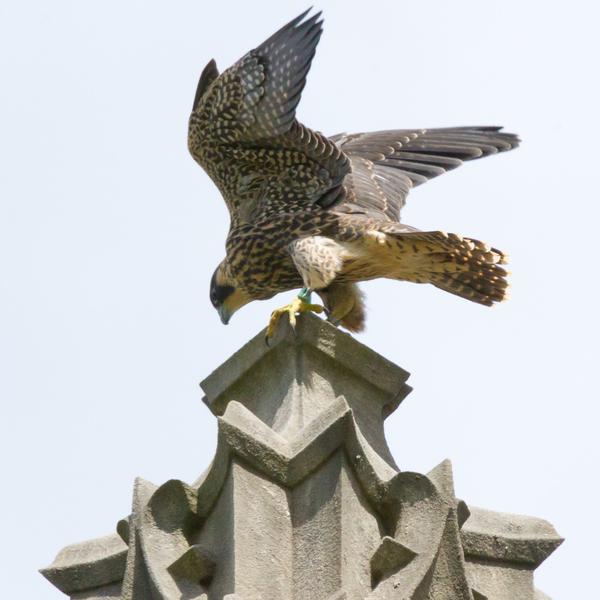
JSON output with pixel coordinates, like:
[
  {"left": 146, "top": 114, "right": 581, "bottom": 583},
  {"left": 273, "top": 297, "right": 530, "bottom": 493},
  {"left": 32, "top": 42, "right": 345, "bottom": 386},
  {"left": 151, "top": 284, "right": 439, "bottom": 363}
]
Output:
[{"left": 188, "top": 9, "right": 519, "bottom": 336}]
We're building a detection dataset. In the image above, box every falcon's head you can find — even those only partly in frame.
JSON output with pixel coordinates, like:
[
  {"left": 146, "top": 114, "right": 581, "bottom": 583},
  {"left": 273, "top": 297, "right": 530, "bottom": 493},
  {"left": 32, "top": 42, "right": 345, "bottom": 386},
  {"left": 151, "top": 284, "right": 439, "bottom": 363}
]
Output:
[{"left": 209, "top": 261, "right": 251, "bottom": 325}]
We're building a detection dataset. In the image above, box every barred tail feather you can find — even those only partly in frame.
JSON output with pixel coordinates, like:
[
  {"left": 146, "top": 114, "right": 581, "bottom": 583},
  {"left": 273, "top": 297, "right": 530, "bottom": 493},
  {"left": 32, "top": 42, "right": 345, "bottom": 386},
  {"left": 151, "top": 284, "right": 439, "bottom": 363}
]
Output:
[
  {"left": 429, "top": 266, "right": 509, "bottom": 306},
  {"left": 380, "top": 228, "right": 510, "bottom": 306}
]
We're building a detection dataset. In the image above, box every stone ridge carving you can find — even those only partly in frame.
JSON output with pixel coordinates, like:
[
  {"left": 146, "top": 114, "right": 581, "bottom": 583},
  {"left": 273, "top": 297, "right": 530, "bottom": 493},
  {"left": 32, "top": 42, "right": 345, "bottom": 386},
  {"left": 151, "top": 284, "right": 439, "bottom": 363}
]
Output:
[{"left": 41, "top": 315, "right": 562, "bottom": 599}]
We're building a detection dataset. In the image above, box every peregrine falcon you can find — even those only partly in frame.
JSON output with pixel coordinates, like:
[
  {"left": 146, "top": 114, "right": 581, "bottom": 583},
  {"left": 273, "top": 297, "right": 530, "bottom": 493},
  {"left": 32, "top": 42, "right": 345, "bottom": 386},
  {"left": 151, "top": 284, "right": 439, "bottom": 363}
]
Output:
[{"left": 188, "top": 9, "right": 519, "bottom": 338}]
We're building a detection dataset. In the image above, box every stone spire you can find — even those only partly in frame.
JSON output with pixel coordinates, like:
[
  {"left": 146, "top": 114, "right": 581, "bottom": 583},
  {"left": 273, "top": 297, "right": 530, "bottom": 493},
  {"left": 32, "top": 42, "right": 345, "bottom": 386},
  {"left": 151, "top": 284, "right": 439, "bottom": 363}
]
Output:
[{"left": 41, "top": 315, "right": 562, "bottom": 599}]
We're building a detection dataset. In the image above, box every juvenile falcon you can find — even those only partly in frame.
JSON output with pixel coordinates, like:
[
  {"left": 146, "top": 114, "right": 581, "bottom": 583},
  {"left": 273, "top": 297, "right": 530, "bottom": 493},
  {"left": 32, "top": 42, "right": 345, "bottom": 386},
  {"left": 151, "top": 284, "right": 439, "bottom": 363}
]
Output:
[{"left": 188, "top": 9, "right": 519, "bottom": 338}]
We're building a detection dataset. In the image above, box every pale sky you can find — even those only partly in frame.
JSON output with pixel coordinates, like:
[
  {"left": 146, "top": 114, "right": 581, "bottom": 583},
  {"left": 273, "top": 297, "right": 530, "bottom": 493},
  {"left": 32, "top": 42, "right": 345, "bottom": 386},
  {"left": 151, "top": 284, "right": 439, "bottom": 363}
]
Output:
[{"left": 1, "top": 1, "right": 599, "bottom": 598}]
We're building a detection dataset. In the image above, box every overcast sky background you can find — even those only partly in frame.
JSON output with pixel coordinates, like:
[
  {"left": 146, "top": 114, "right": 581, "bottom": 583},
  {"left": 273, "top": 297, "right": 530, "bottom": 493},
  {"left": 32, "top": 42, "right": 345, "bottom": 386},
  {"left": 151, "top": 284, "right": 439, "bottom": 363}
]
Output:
[{"left": 1, "top": 1, "right": 599, "bottom": 598}]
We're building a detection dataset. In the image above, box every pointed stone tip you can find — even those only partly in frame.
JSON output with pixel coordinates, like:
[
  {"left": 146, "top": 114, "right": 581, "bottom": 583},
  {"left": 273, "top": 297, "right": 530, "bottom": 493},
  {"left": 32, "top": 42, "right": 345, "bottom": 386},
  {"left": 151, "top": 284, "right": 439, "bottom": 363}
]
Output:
[
  {"left": 427, "top": 458, "right": 456, "bottom": 501},
  {"left": 457, "top": 499, "right": 471, "bottom": 529},
  {"left": 201, "top": 312, "right": 411, "bottom": 417},
  {"left": 133, "top": 476, "right": 157, "bottom": 493},
  {"left": 131, "top": 477, "right": 158, "bottom": 511}
]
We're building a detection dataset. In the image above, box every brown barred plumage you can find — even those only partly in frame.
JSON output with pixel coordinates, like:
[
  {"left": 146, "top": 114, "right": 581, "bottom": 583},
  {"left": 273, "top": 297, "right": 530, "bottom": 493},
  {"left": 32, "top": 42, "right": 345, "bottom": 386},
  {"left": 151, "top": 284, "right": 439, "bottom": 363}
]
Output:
[{"left": 192, "top": 10, "right": 519, "bottom": 332}]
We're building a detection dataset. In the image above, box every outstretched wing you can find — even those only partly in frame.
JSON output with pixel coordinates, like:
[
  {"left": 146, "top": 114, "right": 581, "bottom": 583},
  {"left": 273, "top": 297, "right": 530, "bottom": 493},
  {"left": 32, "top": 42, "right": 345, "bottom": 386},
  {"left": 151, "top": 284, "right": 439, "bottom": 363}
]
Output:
[
  {"left": 188, "top": 10, "right": 350, "bottom": 224},
  {"left": 332, "top": 127, "right": 519, "bottom": 222}
]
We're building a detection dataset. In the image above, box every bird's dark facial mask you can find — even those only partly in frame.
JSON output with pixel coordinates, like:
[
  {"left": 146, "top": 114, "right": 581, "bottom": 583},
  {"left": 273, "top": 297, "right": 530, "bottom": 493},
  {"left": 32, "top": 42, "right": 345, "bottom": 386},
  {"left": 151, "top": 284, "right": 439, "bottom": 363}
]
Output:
[
  {"left": 210, "top": 270, "right": 234, "bottom": 322},
  {"left": 209, "top": 273, "right": 234, "bottom": 308},
  {"left": 209, "top": 267, "right": 253, "bottom": 325}
]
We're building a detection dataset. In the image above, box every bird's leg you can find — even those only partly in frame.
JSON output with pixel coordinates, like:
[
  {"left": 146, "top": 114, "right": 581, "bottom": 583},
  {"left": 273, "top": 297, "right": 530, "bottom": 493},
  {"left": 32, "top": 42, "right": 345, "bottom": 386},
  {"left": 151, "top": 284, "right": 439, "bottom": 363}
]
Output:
[
  {"left": 265, "top": 287, "right": 324, "bottom": 342},
  {"left": 297, "top": 287, "right": 313, "bottom": 303}
]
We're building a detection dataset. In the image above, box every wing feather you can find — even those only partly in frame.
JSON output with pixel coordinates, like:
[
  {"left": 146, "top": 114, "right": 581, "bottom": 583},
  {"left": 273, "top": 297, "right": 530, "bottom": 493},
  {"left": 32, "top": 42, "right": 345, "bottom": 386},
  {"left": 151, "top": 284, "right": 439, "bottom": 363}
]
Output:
[
  {"left": 188, "top": 10, "right": 350, "bottom": 223},
  {"left": 333, "top": 127, "right": 519, "bottom": 221}
]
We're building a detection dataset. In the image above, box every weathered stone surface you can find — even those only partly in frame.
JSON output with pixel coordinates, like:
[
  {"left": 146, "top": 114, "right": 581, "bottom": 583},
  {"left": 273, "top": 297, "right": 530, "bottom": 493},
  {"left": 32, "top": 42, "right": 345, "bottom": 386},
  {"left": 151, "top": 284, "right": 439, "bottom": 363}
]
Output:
[
  {"left": 42, "top": 314, "right": 562, "bottom": 599},
  {"left": 461, "top": 506, "right": 562, "bottom": 600},
  {"left": 167, "top": 544, "right": 216, "bottom": 584},
  {"left": 71, "top": 583, "right": 122, "bottom": 599},
  {"left": 40, "top": 534, "right": 127, "bottom": 595},
  {"left": 370, "top": 536, "right": 417, "bottom": 586},
  {"left": 461, "top": 506, "right": 563, "bottom": 567}
]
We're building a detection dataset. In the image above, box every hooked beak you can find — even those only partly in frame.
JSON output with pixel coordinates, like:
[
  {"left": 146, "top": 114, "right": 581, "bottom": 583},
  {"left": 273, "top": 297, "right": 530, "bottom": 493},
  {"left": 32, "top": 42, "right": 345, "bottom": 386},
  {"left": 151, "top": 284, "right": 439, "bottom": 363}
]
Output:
[{"left": 218, "top": 305, "right": 231, "bottom": 325}]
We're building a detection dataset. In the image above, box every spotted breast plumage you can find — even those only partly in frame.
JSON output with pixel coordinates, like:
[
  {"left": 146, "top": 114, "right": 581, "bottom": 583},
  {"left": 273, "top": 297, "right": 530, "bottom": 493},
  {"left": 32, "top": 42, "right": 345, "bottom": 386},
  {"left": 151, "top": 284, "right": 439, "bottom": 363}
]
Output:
[{"left": 188, "top": 9, "right": 519, "bottom": 338}]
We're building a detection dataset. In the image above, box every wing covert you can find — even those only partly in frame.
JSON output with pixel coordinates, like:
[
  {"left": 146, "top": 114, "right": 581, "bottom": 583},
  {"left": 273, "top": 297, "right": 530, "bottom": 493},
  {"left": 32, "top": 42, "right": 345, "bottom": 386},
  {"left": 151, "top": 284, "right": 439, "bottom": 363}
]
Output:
[{"left": 188, "top": 10, "right": 350, "bottom": 223}]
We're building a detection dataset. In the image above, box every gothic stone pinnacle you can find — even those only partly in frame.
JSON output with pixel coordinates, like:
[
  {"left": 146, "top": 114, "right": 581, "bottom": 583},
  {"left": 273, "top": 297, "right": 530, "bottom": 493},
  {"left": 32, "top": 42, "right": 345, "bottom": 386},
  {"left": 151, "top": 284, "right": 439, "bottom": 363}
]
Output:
[{"left": 41, "top": 314, "right": 562, "bottom": 599}]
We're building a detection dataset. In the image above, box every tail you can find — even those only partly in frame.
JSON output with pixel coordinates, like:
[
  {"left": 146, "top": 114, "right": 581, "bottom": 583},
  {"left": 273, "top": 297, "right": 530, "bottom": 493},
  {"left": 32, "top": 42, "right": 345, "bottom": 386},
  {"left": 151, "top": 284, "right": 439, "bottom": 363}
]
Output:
[{"left": 378, "top": 227, "right": 509, "bottom": 306}]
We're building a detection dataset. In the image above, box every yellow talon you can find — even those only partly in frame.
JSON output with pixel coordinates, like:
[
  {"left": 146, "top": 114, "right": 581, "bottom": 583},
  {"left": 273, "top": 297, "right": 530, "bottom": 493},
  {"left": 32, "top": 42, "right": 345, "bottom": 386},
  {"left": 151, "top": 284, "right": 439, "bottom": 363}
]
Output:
[{"left": 265, "top": 296, "right": 324, "bottom": 342}]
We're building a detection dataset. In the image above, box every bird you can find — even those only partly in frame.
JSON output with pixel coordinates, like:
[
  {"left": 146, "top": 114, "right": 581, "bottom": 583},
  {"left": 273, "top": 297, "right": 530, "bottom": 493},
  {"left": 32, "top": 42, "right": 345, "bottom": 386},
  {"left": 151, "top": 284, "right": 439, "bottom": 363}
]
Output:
[{"left": 188, "top": 9, "right": 519, "bottom": 340}]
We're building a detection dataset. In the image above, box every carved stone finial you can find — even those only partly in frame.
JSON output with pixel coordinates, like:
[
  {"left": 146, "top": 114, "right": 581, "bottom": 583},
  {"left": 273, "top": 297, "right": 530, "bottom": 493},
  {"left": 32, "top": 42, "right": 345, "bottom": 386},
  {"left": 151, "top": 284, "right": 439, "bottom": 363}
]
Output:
[{"left": 41, "top": 315, "right": 562, "bottom": 599}]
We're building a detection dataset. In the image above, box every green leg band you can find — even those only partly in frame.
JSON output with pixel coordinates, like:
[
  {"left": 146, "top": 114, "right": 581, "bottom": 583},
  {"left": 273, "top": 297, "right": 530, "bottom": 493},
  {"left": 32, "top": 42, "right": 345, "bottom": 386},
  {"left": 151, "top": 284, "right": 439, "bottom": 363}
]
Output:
[{"left": 298, "top": 287, "right": 312, "bottom": 302}]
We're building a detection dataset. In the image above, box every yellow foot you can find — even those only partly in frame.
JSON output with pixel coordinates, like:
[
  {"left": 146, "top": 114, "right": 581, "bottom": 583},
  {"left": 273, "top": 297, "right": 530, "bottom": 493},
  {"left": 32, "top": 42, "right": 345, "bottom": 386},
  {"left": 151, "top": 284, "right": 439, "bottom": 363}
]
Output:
[{"left": 265, "top": 296, "right": 324, "bottom": 343}]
